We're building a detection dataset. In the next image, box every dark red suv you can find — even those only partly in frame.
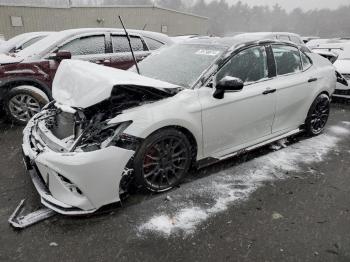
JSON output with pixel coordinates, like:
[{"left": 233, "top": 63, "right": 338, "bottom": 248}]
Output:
[{"left": 0, "top": 28, "right": 173, "bottom": 124}]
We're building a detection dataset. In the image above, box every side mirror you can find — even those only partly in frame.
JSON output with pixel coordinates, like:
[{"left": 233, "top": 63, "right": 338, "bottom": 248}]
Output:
[
  {"left": 52, "top": 51, "right": 72, "bottom": 61},
  {"left": 213, "top": 76, "right": 244, "bottom": 99}
]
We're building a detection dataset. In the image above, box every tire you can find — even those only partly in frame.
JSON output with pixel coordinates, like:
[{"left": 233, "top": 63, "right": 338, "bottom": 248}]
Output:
[
  {"left": 305, "top": 93, "right": 330, "bottom": 136},
  {"left": 4, "top": 85, "right": 50, "bottom": 125},
  {"left": 133, "top": 128, "right": 192, "bottom": 193}
]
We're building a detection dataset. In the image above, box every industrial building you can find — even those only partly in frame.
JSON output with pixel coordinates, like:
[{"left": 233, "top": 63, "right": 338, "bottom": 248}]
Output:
[{"left": 0, "top": 1, "right": 209, "bottom": 39}]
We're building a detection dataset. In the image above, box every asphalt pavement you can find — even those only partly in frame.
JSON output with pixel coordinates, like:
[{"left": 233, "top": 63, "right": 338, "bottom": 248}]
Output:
[{"left": 0, "top": 100, "right": 349, "bottom": 262}]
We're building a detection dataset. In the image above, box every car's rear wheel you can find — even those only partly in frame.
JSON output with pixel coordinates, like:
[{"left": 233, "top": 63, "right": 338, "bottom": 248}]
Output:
[
  {"left": 133, "top": 128, "right": 192, "bottom": 193},
  {"left": 305, "top": 93, "right": 330, "bottom": 136},
  {"left": 4, "top": 85, "right": 50, "bottom": 125}
]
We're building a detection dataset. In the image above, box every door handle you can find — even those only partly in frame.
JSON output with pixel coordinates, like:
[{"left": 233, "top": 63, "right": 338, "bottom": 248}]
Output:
[
  {"left": 308, "top": 77, "right": 318, "bottom": 83},
  {"left": 262, "top": 88, "right": 276, "bottom": 95}
]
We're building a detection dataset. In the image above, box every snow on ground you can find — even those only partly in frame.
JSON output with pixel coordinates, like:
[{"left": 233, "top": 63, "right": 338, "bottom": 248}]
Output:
[{"left": 138, "top": 124, "right": 349, "bottom": 237}]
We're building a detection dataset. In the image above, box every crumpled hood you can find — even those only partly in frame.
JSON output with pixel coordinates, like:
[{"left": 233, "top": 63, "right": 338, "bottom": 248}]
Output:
[
  {"left": 52, "top": 60, "right": 179, "bottom": 108},
  {"left": 334, "top": 59, "right": 350, "bottom": 74},
  {"left": 0, "top": 53, "right": 23, "bottom": 65}
]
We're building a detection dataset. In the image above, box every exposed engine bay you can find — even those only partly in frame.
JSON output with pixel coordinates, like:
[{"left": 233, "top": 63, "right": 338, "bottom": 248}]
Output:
[{"left": 39, "top": 84, "right": 178, "bottom": 153}]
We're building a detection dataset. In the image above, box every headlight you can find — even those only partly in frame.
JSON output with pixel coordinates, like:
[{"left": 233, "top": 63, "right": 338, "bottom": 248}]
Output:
[{"left": 73, "top": 121, "right": 132, "bottom": 152}]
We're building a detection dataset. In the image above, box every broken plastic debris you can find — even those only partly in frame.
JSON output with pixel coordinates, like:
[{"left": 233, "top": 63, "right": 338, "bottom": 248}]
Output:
[
  {"left": 8, "top": 199, "right": 56, "bottom": 229},
  {"left": 272, "top": 212, "right": 284, "bottom": 220}
]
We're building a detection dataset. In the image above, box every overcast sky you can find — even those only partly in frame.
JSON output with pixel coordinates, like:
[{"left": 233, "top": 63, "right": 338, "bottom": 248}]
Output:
[{"left": 205, "top": 0, "right": 350, "bottom": 11}]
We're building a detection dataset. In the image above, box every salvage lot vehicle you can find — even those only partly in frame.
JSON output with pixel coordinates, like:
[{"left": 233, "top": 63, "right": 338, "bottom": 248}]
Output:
[
  {"left": 0, "top": 28, "right": 173, "bottom": 125},
  {"left": 234, "top": 32, "right": 308, "bottom": 51},
  {"left": 22, "top": 36, "right": 337, "bottom": 215},
  {"left": 312, "top": 42, "right": 350, "bottom": 98},
  {"left": 0, "top": 31, "right": 53, "bottom": 54}
]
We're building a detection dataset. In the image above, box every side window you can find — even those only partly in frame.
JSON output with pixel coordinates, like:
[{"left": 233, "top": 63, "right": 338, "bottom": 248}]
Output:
[
  {"left": 58, "top": 35, "right": 105, "bottom": 56},
  {"left": 112, "top": 35, "right": 146, "bottom": 53},
  {"left": 216, "top": 46, "right": 268, "bottom": 84},
  {"left": 272, "top": 45, "right": 302, "bottom": 75},
  {"left": 300, "top": 51, "right": 312, "bottom": 70},
  {"left": 144, "top": 37, "right": 164, "bottom": 50}
]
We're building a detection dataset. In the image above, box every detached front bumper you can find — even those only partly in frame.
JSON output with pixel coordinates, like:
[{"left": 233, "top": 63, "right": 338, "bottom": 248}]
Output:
[{"left": 22, "top": 116, "right": 135, "bottom": 215}]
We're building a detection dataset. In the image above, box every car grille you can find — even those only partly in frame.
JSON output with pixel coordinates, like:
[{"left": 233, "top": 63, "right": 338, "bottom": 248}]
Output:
[{"left": 334, "top": 89, "right": 350, "bottom": 96}]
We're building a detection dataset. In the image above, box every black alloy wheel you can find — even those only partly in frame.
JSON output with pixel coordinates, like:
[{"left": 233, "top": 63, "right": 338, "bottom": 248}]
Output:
[
  {"left": 134, "top": 129, "right": 192, "bottom": 192},
  {"left": 306, "top": 94, "right": 330, "bottom": 136}
]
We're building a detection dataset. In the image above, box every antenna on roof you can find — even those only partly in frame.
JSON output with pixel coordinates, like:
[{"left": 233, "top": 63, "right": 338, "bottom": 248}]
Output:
[{"left": 118, "top": 16, "right": 140, "bottom": 75}]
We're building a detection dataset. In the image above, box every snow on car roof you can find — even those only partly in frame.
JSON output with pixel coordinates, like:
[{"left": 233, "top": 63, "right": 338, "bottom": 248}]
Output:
[
  {"left": 182, "top": 35, "right": 295, "bottom": 49},
  {"left": 16, "top": 28, "right": 172, "bottom": 58}
]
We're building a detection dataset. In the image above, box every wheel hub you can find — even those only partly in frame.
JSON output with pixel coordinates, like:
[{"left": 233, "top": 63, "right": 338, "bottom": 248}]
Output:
[
  {"left": 142, "top": 136, "right": 190, "bottom": 190},
  {"left": 8, "top": 94, "right": 41, "bottom": 122}
]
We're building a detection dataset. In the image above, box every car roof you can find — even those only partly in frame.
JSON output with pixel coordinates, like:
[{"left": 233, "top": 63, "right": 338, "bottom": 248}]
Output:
[
  {"left": 182, "top": 35, "right": 298, "bottom": 49},
  {"left": 16, "top": 28, "right": 173, "bottom": 58},
  {"left": 53, "top": 28, "right": 172, "bottom": 44}
]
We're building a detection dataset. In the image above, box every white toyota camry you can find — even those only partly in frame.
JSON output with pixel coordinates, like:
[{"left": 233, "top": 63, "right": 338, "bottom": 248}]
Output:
[{"left": 22, "top": 36, "right": 337, "bottom": 215}]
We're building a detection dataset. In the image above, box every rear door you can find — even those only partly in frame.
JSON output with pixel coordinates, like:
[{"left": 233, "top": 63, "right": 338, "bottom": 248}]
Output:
[
  {"left": 270, "top": 44, "right": 316, "bottom": 133},
  {"left": 108, "top": 34, "right": 151, "bottom": 70}
]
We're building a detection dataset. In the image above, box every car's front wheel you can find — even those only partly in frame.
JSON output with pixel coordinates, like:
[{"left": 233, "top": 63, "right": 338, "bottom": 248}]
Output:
[
  {"left": 305, "top": 93, "right": 330, "bottom": 136},
  {"left": 4, "top": 85, "right": 50, "bottom": 125},
  {"left": 133, "top": 128, "right": 192, "bottom": 193}
]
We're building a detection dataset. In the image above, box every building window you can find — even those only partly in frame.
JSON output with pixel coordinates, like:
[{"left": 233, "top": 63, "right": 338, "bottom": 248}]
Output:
[
  {"left": 11, "top": 16, "right": 23, "bottom": 27},
  {"left": 161, "top": 25, "right": 168, "bottom": 33}
]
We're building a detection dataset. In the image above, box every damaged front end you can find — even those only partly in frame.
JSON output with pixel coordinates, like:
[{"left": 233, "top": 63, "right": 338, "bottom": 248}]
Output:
[{"left": 21, "top": 82, "right": 177, "bottom": 215}]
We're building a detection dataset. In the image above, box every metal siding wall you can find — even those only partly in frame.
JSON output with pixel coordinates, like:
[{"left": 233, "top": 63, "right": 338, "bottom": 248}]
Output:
[{"left": 0, "top": 6, "right": 208, "bottom": 39}]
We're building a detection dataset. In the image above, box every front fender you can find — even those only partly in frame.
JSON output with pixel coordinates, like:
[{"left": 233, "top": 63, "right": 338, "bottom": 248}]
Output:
[{"left": 109, "top": 89, "right": 204, "bottom": 159}]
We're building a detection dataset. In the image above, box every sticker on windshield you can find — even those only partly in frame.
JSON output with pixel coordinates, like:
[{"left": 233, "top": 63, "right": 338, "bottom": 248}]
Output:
[{"left": 195, "top": 49, "right": 220, "bottom": 56}]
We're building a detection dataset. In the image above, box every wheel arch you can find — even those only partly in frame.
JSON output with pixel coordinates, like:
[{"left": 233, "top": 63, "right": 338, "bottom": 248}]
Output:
[
  {"left": 141, "top": 125, "right": 199, "bottom": 165},
  {"left": 319, "top": 90, "right": 330, "bottom": 98},
  {"left": 1, "top": 78, "right": 52, "bottom": 100}
]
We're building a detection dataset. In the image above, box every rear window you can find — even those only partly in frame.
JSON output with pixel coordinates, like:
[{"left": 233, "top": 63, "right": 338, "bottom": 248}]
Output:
[
  {"left": 144, "top": 37, "right": 164, "bottom": 50},
  {"left": 272, "top": 45, "right": 302, "bottom": 75},
  {"left": 278, "top": 35, "right": 291, "bottom": 42},
  {"left": 290, "top": 36, "right": 302, "bottom": 45},
  {"left": 112, "top": 35, "right": 146, "bottom": 53}
]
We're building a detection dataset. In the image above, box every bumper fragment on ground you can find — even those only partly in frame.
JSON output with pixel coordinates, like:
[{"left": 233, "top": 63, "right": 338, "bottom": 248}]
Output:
[{"left": 8, "top": 199, "right": 56, "bottom": 229}]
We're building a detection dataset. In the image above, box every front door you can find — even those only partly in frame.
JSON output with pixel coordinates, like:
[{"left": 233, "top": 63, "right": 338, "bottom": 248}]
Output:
[{"left": 198, "top": 45, "right": 276, "bottom": 158}]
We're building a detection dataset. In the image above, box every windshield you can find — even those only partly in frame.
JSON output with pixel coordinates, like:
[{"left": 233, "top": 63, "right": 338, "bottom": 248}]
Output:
[
  {"left": 133, "top": 43, "right": 227, "bottom": 88},
  {"left": 16, "top": 32, "right": 61, "bottom": 58},
  {"left": 0, "top": 34, "right": 28, "bottom": 53}
]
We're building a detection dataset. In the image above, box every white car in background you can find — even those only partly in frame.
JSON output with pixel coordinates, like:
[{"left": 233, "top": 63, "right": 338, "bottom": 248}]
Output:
[
  {"left": 306, "top": 38, "right": 349, "bottom": 49},
  {"left": 0, "top": 32, "right": 53, "bottom": 54},
  {"left": 312, "top": 42, "right": 350, "bottom": 98},
  {"left": 22, "top": 36, "right": 336, "bottom": 215}
]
